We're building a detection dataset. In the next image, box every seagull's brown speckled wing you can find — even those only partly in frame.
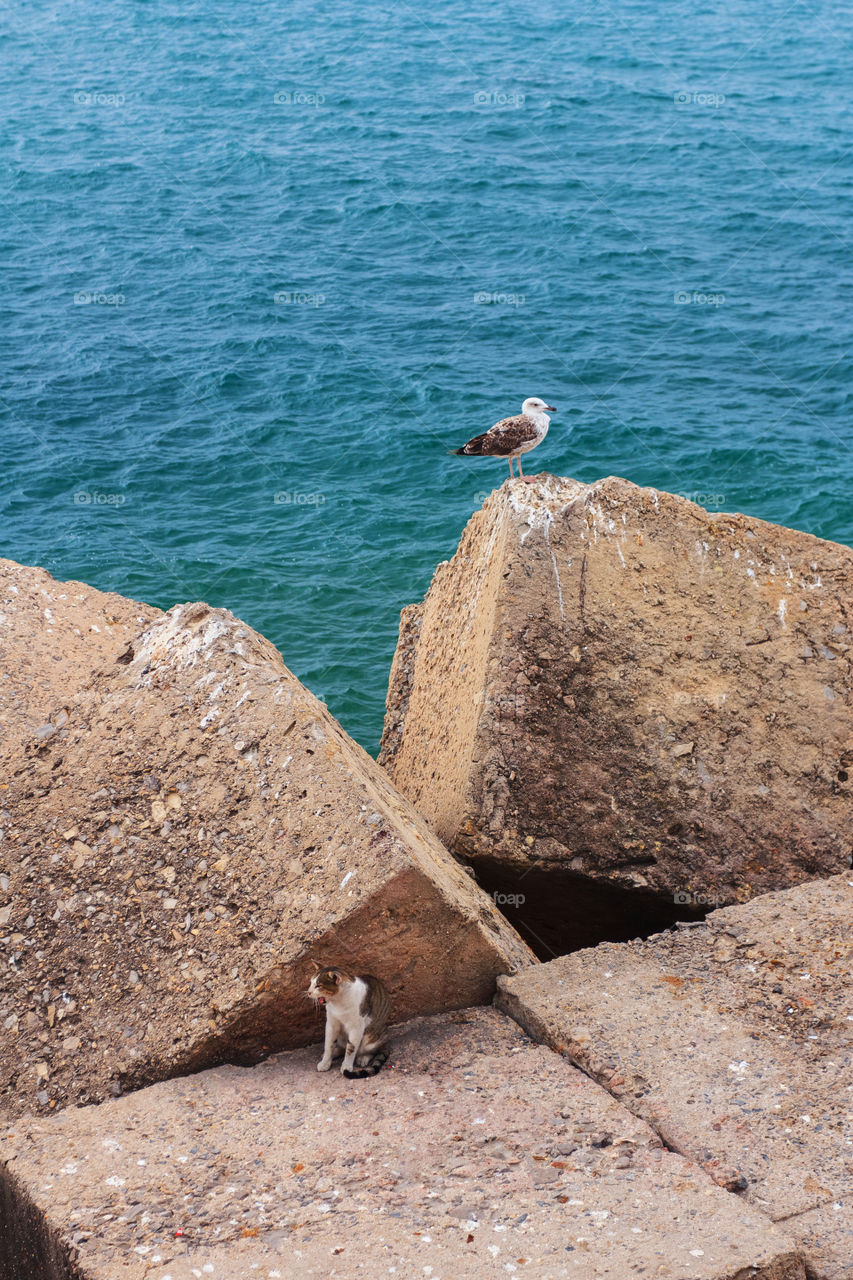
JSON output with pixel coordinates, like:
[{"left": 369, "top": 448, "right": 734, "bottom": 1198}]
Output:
[{"left": 460, "top": 414, "right": 539, "bottom": 456}]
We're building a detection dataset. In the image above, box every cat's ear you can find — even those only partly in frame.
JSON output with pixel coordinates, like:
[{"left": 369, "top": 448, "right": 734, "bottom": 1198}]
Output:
[{"left": 328, "top": 968, "right": 342, "bottom": 984}]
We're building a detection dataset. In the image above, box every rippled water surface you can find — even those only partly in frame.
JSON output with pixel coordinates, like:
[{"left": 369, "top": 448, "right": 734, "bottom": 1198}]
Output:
[{"left": 2, "top": 0, "right": 851, "bottom": 753}]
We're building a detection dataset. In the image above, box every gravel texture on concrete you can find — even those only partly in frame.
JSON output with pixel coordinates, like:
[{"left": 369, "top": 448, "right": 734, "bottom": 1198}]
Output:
[
  {"left": 0, "top": 557, "right": 159, "bottom": 761},
  {"left": 497, "top": 876, "right": 853, "bottom": 1279},
  {"left": 0, "top": 1008, "right": 806, "bottom": 1280},
  {"left": 1, "top": 602, "right": 533, "bottom": 1119}
]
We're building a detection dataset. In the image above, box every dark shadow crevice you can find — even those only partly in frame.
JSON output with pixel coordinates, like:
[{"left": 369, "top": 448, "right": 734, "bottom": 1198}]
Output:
[
  {"left": 469, "top": 856, "right": 706, "bottom": 960},
  {"left": 0, "top": 1165, "right": 84, "bottom": 1280}
]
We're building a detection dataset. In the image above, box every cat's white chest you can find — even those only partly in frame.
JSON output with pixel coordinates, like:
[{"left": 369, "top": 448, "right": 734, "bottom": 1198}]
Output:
[{"left": 326, "top": 977, "right": 367, "bottom": 1022}]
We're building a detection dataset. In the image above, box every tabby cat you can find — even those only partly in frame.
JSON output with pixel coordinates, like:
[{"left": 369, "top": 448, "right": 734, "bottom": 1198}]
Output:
[{"left": 308, "top": 964, "right": 391, "bottom": 1078}]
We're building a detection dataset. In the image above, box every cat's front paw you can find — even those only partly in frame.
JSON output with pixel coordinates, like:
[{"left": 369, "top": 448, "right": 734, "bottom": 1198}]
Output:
[{"left": 317, "top": 1058, "right": 332, "bottom": 1072}]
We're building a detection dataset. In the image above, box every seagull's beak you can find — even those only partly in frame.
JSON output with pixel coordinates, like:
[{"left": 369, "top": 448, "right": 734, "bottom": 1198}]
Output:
[{"left": 545, "top": 405, "right": 556, "bottom": 412}]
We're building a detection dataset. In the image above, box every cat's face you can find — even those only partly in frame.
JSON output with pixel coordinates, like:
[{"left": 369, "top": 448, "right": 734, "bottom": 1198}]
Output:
[{"left": 308, "top": 967, "right": 350, "bottom": 1005}]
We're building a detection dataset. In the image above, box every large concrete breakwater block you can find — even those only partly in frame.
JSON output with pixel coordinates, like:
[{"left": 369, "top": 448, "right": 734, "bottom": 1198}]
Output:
[
  {"left": 497, "top": 875, "right": 853, "bottom": 1279},
  {"left": 380, "top": 476, "right": 853, "bottom": 937},
  {"left": 0, "top": 602, "right": 534, "bottom": 1118},
  {"left": 1, "top": 1008, "right": 806, "bottom": 1280}
]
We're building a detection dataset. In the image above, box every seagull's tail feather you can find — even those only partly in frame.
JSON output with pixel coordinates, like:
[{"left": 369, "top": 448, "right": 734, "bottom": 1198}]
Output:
[{"left": 450, "top": 434, "right": 489, "bottom": 457}]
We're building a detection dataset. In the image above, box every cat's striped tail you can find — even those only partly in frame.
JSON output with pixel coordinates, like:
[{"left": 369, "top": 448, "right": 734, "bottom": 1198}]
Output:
[{"left": 343, "top": 1049, "right": 390, "bottom": 1079}]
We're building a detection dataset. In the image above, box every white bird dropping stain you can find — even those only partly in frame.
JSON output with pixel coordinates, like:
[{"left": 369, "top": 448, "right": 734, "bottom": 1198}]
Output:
[{"left": 542, "top": 512, "right": 565, "bottom": 622}]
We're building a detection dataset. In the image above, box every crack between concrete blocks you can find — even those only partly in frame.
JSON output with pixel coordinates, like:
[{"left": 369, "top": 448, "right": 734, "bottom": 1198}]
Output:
[{"left": 495, "top": 988, "right": 816, "bottom": 1277}]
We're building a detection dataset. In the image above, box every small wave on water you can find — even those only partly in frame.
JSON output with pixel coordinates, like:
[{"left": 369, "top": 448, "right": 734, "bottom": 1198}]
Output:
[{"left": 1, "top": 0, "right": 852, "bottom": 754}]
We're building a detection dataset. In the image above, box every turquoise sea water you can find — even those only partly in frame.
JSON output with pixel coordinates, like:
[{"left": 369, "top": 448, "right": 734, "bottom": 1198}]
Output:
[{"left": 2, "top": 1, "right": 852, "bottom": 755}]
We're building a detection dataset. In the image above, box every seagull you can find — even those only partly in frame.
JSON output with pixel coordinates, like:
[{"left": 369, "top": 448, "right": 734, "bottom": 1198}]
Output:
[{"left": 452, "top": 397, "right": 556, "bottom": 481}]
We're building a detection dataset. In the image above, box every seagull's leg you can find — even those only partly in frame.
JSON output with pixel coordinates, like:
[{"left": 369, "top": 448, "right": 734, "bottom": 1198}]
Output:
[
  {"left": 518, "top": 455, "right": 537, "bottom": 484},
  {"left": 508, "top": 457, "right": 514, "bottom": 479}
]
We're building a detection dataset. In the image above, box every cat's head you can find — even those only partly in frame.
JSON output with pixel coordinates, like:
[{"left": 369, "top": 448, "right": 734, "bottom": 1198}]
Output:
[{"left": 307, "top": 964, "right": 350, "bottom": 1005}]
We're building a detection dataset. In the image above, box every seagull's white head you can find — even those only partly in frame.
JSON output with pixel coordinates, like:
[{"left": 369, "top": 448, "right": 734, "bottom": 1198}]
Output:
[{"left": 522, "top": 397, "right": 556, "bottom": 417}]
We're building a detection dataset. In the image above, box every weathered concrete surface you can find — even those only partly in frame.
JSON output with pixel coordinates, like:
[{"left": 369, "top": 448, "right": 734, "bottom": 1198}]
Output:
[
  {"left": 380, "top": 477, "right": 853, "bottom": 916},
  {"left": 0, "top": 558, "right": 158, "bottom": 760},
  {"left": 497, "top": 875, "right": 853, "bottom": 1280},
  {"left": 0, "top": 1008, "right": 806, "bottom": 1280},
  {"left": 0, "top": 602, "right": 533, "bottom": 1119}
]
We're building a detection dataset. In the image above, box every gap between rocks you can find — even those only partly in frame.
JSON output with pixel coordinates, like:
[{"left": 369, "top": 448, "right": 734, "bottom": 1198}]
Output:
[{"left": 469, "top": 856, "right": 706, "bottom": 960}]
